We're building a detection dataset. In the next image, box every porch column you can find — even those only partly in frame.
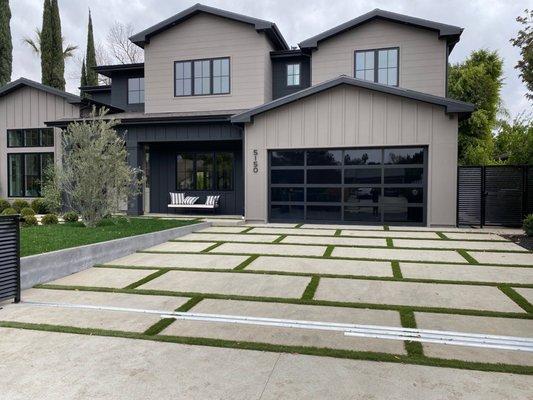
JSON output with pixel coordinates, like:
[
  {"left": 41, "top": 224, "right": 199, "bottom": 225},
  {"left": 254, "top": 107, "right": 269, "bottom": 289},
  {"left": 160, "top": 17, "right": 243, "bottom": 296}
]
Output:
[{"left": 126, "top": 143, "right": 143, "bottom": 216}]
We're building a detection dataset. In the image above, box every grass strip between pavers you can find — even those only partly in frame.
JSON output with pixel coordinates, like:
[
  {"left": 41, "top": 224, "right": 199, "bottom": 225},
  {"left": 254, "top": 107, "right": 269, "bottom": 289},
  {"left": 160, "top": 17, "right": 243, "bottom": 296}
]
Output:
[
  {"left": 334, "top": 229, "right": 342, "bottom": 236},
  {"left": 233, "top": 255, "right": 259, "bottom": 270},
  {"left": 1, "top": 321, "right": 531, "bottom": 375},
  {"left": 201, "top": 242, "right": 224, "bottom": 253},
  {"left": 35, "top": 284, "right": 533, "bottom": 320},
  {"left": 383, "top": 225, "right": 390, "bottom": 231},
  {"left": 391, "top": 261, "right": 403, "bottom": 279},
  {"left": 294, "top": 223, "right": 304, "bottom": 228},
  {"left": 143, "top": 296, "right": 205, "bottom": 336},
  {"left": 499, "top": 286, "right": 533, "bottom": 313},
  {"left": 273, "top": 234, "right": 287, "bottom": 243},
  {"left": 386, "top": 238, "right": 394, "bottom": 248},
  {"left": 399, "top": 309, "right": 424, "bottom": 357},
  {"left": 436, "top": 232, "right": 449, "bottom": 240},
  {"left": 301, "top": 276, "right": 320, "bottom": 300},
  {"left": 123, "top": 270, "right": 169, "bottom": 290},
  {"left": 176, "top": 296, "right": 204, "bottom": 312},
  {"left": 458, "top": 250, "right": 479, "bottom": 264},
  {"left": 323, "top": 245, "right": 335, "bottom": 257},
  {"left": 241, "top": 227, "right": 254, "bottom": 233}
]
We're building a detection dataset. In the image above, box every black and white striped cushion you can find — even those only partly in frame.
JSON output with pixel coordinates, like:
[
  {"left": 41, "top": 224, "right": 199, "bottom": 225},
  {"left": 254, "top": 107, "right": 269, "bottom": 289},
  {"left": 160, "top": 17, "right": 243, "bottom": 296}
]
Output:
[
  {"left": 170, "top": 192, "right": 185, "bottom": 205},
  {"left": 205, "top": 195, "right": 220, "bottom": 205},
  {"left": 184, "top": 196, "right": 199, "bottom": 205}
]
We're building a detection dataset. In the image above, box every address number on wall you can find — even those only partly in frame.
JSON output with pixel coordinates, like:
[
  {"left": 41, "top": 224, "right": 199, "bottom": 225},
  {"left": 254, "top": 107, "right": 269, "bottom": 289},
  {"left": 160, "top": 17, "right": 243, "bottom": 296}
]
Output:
[{"left": 252, "top": 149, "right": 259, "bottom": 173}]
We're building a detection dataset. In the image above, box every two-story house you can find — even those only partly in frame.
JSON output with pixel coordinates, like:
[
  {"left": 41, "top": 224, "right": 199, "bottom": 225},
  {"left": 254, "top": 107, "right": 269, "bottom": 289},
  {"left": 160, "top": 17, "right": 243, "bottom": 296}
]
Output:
[{"left": 45, "top": 4, "right": 473, "bottom": 226}]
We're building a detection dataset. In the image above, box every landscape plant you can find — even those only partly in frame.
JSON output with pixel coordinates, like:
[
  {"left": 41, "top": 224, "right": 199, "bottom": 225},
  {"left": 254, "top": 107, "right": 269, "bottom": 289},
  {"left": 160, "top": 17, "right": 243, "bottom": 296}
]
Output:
[
  {"left": 62, "top": 211, "right": 78, "bottom": 223},
  {"left": 1, "top": 207, "right": 16, "bottom": 215},
  {"left": 11, "top": 199, "right": 29, "bottom": 212},
  {"left": 20, "top": 207, "right": 35, "bottom": 217},
  {"left": 31, "top": 198, "right": 48, "bottom": 214},
  {"left": 41, "top": 213, "right": 58, "bottom": 225},
  {"left": 523, "top": 214, "right": 533, "bottom": 236},
  {"left": 0, "top": 199, "right": 10, "bottom": 213},
  {"left": 22, "top": 215, "right": 38, "bottom": 227}
]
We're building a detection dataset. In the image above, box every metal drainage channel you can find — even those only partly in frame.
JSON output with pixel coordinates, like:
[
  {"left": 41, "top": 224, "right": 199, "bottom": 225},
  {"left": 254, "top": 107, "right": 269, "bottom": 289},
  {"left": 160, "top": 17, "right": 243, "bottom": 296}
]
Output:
[{"left": 22, "top": 301, "right": 533, "bottom": 352}]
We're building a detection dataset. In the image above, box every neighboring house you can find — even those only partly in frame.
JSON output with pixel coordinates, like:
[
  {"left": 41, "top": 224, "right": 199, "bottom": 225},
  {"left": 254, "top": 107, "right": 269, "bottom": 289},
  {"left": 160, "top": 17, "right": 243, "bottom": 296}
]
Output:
[
  {"left": 0, "top": 78, "right": 79, "bottom": 202},
  {"left": 46, "top": 4, "right": 473, "bottom": 226}
]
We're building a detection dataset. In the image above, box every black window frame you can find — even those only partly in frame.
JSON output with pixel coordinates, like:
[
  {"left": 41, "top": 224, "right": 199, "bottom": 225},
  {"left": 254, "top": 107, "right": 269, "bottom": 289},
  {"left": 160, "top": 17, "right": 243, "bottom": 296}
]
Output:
[
  {"left": 7, "top": 128, "right": 55, "bottom": 148},
  {"left": 286, "top": 63, "right": 301, "bottom": 87},
  {"left": 176, "top": 151, "right": 235, "bottom": 192},
  {"left": 174, "top": 57, "right": 230, "bottom": 97},
  {"left": 354, "top": 47, "right": 399, "bottom": 87},
  {"left": 7, "top": 152, "right": 54, "bottom": 198},
  {"left": 127, "top": 77, "right": 145, "bottom": 105}
]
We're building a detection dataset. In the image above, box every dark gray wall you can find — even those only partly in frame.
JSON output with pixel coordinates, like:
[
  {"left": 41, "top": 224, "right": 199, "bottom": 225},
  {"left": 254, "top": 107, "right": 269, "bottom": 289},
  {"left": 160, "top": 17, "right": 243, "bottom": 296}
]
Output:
[
  {"left": 271, "top": 55, "right": 311, "bottom": 99},
  {"left": 87, "top": 89, "right": 112, "bottom": 104},
  {"left": 110, "top": 70, "right": 145, "bottom": 112}
]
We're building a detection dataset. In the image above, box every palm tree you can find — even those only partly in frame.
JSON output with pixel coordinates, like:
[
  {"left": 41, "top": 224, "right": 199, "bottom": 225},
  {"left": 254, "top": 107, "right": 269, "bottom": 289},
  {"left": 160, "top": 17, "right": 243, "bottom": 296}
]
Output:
[{"left": 23, "top": 28, "right": 77, "bottom": 59}]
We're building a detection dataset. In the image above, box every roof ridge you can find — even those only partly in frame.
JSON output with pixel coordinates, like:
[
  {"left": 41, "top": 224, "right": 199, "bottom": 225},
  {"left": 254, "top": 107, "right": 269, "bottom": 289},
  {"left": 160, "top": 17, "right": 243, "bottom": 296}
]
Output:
[{"left": 0, "top": 77, "right": 80, "bottom": 103}]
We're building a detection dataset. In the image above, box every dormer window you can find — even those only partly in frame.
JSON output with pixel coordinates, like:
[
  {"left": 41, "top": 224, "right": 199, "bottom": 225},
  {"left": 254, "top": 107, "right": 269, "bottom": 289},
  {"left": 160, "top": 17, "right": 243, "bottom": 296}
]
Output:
[
  {"left": 355, "top": 48, "right": 398, "bottom": 86},
  {"left": 174, "top": 57, "right": 230, "bottom": 97},
  {"left": 128, "top": 77, "right": 145, "bottom": 104},
  {"left": 287, "top": 63, "right": 300, "bottom": 86}
]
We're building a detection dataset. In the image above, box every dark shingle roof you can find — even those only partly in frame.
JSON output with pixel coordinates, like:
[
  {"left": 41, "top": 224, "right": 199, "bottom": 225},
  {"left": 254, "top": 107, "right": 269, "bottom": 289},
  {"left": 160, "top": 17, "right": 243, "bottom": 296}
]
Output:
[
  {"left": 129, "top": 3, "right": 288, "bottom": 50},
  {"left": 231, "top": 75, "right": 474, "bottom": 123},
  {"left": 0, "top": 77, "right": 80, "bottom": 103},
  {"left": 299, "top": 8, "right": 463, "bottom": 50}
]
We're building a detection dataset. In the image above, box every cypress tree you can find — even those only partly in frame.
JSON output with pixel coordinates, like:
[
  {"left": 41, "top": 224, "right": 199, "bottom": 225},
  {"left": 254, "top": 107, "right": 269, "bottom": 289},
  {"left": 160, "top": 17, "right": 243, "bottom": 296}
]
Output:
[
  {"left": 85, "top": 10, "right": 97, "bottom": 86},
  {"left": 80, "top": 58, "right": 87, "bottom": 87},
  {"left": 40, "top": 0, "right": 54, "bottom": 87},
  {"left": 48, "top": 0, "right": 65, "bottom": 90},
  {"left": 0, "top": 0, "right": 12, "bottom": 86}
]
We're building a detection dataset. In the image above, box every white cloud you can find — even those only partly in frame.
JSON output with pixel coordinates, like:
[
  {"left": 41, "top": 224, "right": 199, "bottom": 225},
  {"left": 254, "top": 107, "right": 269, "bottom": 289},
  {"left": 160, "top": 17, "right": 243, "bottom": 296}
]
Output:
[{"left": 8, "top": 0, "right": 533, "bottom": 117}]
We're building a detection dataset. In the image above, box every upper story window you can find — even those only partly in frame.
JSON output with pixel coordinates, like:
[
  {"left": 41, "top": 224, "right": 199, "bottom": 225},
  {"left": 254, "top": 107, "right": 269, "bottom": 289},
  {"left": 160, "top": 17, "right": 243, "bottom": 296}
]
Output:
[
  {"left": 355, "top": 48, "right": 398, "bottom": 86},
  {"left": 128, "top": 77, "right": 145, "bottom": 104},
  {"left": 174, "top": 57, "right": 230, "bottom": 97},
  {"left": 8, "top": 128, "right": 54, "bottom": 148},
  {"left": 287, "top": 63, "right": 300, "bottom": 86}
]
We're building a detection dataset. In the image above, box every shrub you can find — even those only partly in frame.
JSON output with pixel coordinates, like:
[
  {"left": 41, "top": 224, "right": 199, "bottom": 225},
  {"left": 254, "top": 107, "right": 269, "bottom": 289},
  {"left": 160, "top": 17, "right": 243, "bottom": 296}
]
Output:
[
  {"left": 20, "top": 207, "right": 35, "bottom": 217},
  {"left": 523, "top": 214, "right": 533, "bottom": 237},
  {"left": 31, "top": 198, "right": 49, "bottom": 214},
  {"left": 63, "top": 211, "right": 79, "bottom": 223},
  {"left": 41, "top": 213, "right": 59, "bottom": 225},
  {"left": 22, "top": 215, "right": 38, "bottom": 227},
  {"left": 1, "top": 207, "right": 17, "bottom": 215},
  {"left": 12, "top": 199, "right": 30, "bottom": 212},
  {"left": 0, "top": 199, "right": 10, "bottom": 213}
]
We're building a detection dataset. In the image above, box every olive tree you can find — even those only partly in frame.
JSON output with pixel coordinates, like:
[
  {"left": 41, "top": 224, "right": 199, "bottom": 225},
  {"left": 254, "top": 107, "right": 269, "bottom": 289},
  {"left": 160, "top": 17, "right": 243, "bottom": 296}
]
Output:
[{"left": 45, "top": 108, "right": 143, "bottom": 227}]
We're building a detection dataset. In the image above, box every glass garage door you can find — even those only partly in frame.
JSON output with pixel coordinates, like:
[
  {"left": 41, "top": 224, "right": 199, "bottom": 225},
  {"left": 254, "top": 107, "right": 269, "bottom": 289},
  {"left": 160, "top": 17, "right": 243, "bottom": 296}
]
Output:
[{"left": 268, "top": 147, "right": 427, "bottom": 225}]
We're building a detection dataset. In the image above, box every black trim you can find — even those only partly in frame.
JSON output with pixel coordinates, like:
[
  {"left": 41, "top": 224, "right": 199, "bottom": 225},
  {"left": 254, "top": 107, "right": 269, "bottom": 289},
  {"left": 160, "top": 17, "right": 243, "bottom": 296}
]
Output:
[
  {"left": 7, "top": 152, "right": 54, "bottom": 198},
  {"left": 93, "top": 63, "right": 144, "bottom": 78},
  {"left": 354, "top": 47, "right": 399, "bottom": 87},
  {"left": 286, "top": 62, "right": 301, "bottom": 88},
  {"left": 176, "top": 151, "right": 235, "bottom": 192},
  {"left": 7, "top": 128, "right": 54, "bottom": 148},
  {"left": 127, "top": 77, "right": 145, "bottom": 105},
  {"left": 174, "top": 57, "right": 231, "bottom": 97}
]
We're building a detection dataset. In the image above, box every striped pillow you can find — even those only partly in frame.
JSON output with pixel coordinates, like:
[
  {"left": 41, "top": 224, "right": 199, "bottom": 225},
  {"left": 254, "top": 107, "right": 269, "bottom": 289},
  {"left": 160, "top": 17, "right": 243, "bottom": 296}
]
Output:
[
  {"left": 170, "top": 192, "right": 185, "bottom": 205},
  {"left": 184, "top": 196, "right": 199, "bottom": 205},
  {"left": 205, "top": 195, "right": 220, "bottom": 206}
]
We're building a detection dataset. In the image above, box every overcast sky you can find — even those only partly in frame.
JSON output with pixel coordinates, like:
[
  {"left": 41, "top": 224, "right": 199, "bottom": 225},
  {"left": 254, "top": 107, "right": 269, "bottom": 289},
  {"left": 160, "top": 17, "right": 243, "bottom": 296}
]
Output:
[{"left": 8, "top": 0, "right": 533, "bottom": 118}]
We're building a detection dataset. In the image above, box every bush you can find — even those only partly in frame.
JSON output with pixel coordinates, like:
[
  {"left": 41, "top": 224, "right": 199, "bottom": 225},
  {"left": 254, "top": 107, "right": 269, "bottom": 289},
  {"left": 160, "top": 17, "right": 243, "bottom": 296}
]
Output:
[
  {"left": 523, "top": 214, "right": 533, "bottom": 237},
  {"left": 41, "top": 213, "right": 59, "bottom": 225},
  {"left": 12, "top": 199, "right": 30, "bottom": 213},
  {"left": 1, "top": 207, "right": 17, "bottom": 215},
  {"left": 20, "top": 207, "right": 35, "bottom": 217},
  {"left": 63, "top": 211, "right": 79, "bottom": 223},
  {"left": 22, "top": 215, "right": 38, "bottom": 227},
  {"left": 31, "top": 198, "right": 48, "bottom": 214},
  {"left": 0, "top": 199, "right": 10, "bottom": 213}
]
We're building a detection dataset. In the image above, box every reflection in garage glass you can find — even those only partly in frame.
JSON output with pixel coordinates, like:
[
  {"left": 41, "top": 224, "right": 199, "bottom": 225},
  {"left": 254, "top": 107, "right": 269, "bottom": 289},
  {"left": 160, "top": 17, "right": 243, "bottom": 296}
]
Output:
[
  {"left": 307, "top": 150, "right": 343, "bottom": 166},
  {"left": 307, "top": 169, "right": 342, "bottom": 184},
  {"left": 344, "top": 169, "right": 381, "bottom": 184},
  {"left": 384, "top": 148, "right": 424, "bottom": 164},
  {"left": 344, "top": 187, "right": 381, "bottom": 204},
  {"left": 344, "top": 149, "right": 382, "bottom": 165},
  {"left": 384, "top": 168, "right": 423, "bottom": 184},
  {"left": 271, "top": 150, "right": 304, "bottom": 166},
  {"left": 271, "top": 169, "right": 304, "bottom": 184},
  {"left": 307, "top": 187, "right": 342, "bottom": 202},
  {"left": 271, "top": 187, "right": 304, "bottom": 202}
]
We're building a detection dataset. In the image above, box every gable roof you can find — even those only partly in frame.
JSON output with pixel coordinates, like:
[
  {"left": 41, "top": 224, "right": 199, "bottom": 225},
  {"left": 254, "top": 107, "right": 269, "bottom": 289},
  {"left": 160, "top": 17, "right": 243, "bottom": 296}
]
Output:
[
  {"left": 299, "top": 9, "right": 463, "bottom": 51},
  {"left": 130, "top": 3, "right": 289, "bottom": 50},
  {"left": 231, "top": 75, "right": 474, "bottom": 123},
  {"left": 0, "top": 77, "right": 80, "bottom": 103}
]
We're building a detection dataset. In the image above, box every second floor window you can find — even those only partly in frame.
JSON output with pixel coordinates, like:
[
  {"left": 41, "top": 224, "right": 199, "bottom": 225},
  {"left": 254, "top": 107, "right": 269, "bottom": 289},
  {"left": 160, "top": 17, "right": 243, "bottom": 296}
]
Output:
[
  {"left": 128, "top": 77, "right": 145, "bottom": 104},
  {"left": 174, "top": 57, "right": 230, "bottom": 97},
  {"left": 287, "top": 63, "right": 300, "bottom": 86},
  {"left": 355, "top": 48, "right": 398, "bottom": 86},
  {"left": 8, "top": 128, "right": 54, "bottom": 148}
]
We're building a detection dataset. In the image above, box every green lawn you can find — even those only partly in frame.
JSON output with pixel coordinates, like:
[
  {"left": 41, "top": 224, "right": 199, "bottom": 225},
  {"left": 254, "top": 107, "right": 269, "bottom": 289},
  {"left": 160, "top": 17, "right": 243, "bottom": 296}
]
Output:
[{"left": 21, "top": 217, "right": 197, "bottom": 257}]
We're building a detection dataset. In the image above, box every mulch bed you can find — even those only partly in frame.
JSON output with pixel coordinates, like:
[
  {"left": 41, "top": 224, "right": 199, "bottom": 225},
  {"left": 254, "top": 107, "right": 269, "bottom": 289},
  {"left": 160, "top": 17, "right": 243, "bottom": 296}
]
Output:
[{"left": 502, "top": 234, "right": 533, "bottom": 251}]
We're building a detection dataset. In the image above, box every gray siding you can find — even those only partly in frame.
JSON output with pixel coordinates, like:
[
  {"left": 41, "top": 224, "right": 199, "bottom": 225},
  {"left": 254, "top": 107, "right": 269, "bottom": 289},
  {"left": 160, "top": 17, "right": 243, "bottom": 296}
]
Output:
[
  {"left": 0, "top": 85, "right": 79, "bottom": 200},
  {"left": 110, "top": 71, "right": 145, "bottom": 112},
  {"left": 243, "top": 84, "right": 458, "bottom": 226},
  {"left": 311, "top": 19, "right": 447, "bottom": 97},
  {"left": 271, "top": 55, "right": 311, "bottom": 100}
]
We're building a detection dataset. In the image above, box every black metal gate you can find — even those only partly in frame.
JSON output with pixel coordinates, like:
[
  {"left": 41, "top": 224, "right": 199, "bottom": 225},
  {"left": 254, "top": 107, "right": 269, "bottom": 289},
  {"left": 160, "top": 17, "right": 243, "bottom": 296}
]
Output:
[
  {"left": 457, "top": 166, "right": 533, "bottom": 227},
  {"left": 0, "top": 215, "right": 21, "bottom": 303}
]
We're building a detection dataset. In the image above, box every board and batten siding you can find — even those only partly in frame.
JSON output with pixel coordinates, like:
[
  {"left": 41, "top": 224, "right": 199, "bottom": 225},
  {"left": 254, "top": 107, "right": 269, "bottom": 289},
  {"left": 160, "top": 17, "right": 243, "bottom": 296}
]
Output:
[
  {"left": 0, "top": 85, "right": 79, "bottom": 200},
  {"left": 244, "top": 85, "right": 458, "bottom": 226},
  {"left": 144, "top": 13, "right": 274, "bottom": 113},
  {"left": 311, "top": 19, "right": 447, "bottom": 97}
]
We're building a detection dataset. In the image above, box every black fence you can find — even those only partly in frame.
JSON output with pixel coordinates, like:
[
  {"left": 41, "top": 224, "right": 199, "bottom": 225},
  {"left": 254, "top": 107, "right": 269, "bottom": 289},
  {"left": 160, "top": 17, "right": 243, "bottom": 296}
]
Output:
[
  {"left": 457, "top": 166, "right": 533, "bottom": 227},
  {"left": 0, "top": 215, "right": 21, "bottom": 303}
]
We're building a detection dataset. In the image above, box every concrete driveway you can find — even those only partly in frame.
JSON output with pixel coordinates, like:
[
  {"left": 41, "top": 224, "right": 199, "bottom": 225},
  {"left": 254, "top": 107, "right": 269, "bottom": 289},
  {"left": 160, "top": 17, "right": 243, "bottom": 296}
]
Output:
[{"left": 1, "top": 223, "right": 532, "bottom": 399}]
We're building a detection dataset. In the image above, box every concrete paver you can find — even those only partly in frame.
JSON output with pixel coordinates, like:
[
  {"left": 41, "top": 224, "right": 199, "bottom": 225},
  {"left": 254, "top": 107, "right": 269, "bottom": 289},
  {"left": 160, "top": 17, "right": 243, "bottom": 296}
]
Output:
[
  {"left": 248, "top": 255, "right": 393, "bottom": 276},
  {"left": 179, "top": 233, "right": 280, "bottom": 243},
  {"left": 415, "top": 312, "right": 533, "bottom": 366},
  {"left": 282, "top": 235, "right": 387, "bottom": 247},
  {"left": 443, "top": 232, "right": 507, "bottom": 241},
  {"left": 314, "top": 278, "right": 523, "bottom": 312},
  {"left": 215, "top": 242, "right": 327, "bottom": 257},
  {"left": 400, "top": 262, "right": 533, "bottom": 284},
  {"left": 244, "top": 223, "right": 298, "bottom": 228},
  {"left": 468, "top": 251, "right": 533, "bottom": 266},
  {"left": 105, "top": 252, "right": 248, "bottom": 269},
  {"left": 138, "top": 270, "right": 311, "bottom": 298},
  {"left": 341, "top": 230, "right": 441, "bottom": 239},
  {"left": 301, "top": 224, "right": 384, "bottom": 230},
  {"left": 163, "top": 299, "right": 405, "bottom": 354},
  {"left": 143, "top": 241, "right": 217, "bottom": 253},
  {"left": 332, "top": 246, "right": 466, "bottom": 263},
  {"left": 198, "top": 226, "right": 249, "bottom": 233},
  {"left": 249, "top": 227, "right": 337, "bottom": 236},
  {"left": 513, "top": 287, "right": 533, "bottom": 304},
  {"left": 48, "top": 267, "right": 155, "bottom": 288},
  {"left": 394, "top": 239, "right": 526, "bottom": 252}
]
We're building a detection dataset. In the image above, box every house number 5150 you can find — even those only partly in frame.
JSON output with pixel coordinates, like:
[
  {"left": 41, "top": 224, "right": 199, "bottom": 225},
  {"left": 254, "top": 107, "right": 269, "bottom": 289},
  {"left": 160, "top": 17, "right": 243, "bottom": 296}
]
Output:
[{"left": 252, "top": 149, "right": 259, "bottom": 173}]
